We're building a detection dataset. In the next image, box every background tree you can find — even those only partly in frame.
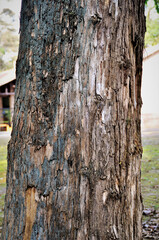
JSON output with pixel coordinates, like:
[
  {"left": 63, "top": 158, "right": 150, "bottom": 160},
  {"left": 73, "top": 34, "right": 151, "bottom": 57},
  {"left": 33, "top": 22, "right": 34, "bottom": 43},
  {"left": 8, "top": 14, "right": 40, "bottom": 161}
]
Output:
[
  {"left": 145, "top": 0, "right": 159, "bottom": 13},
  {"left": 2, "top": 1, "right": 145, "bottom": 239},
  {"left": 145, "top": 17, "right": 159, "bottom": 46}
]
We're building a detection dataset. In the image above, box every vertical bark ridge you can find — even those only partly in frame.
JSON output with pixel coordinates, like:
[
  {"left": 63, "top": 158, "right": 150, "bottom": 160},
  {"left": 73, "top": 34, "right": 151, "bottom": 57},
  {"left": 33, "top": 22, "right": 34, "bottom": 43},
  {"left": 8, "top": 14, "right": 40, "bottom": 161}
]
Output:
[{"left": 2, "top": 0, "right": 145, "bottom": 239}]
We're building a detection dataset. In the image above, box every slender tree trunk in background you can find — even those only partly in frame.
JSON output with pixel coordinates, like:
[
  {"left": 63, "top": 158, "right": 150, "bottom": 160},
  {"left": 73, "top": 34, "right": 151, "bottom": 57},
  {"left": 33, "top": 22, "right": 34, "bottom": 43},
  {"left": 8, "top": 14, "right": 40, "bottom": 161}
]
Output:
[{"left": 2, "top": 0, "right": 145, "bottom": 239}]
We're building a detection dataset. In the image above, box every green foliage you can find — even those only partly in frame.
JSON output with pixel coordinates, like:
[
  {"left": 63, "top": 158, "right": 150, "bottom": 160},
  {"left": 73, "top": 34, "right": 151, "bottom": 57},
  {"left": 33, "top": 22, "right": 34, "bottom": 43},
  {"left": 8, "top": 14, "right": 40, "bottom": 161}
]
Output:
[
  {"left": 1, "top": 31, "right": 19, "bottom": 51},
  {"left": 0, "top": 59, "right": 15, "bottom": 72},
  {"left": 154, "top": 0, "right": 159, "bottom": 13},
  {"left": 145, "top": 17, "right": 159, "bottom": 46},
  {"left": 0, "top": 58, "right": 5, "bottom": 70},
  {"left": 0, "top": 48, "right": 5, "bottom": 55},
  {"left": 145, "top": 0, "right": 159, "bottom": 46},
  {"left": 146, "top": 0, "right": 159, "bottom": 13}
]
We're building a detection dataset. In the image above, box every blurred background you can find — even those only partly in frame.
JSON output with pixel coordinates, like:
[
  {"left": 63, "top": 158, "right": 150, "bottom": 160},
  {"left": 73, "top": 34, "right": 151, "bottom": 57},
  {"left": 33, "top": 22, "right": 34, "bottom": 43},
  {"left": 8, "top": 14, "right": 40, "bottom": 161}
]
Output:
[{"left": 0, "top": 0, "right": 158, "bottom": 239}]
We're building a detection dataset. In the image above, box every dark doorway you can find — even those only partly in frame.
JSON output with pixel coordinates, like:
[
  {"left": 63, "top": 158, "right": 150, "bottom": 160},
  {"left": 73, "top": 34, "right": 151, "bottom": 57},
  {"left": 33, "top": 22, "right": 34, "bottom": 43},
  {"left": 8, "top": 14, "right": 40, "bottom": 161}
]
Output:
[
  {"left": 2, "top": 97, "right": 11, "bottom": 125},
  {"left": 2, "top": 97, "right": 9, "bottom": 108}
]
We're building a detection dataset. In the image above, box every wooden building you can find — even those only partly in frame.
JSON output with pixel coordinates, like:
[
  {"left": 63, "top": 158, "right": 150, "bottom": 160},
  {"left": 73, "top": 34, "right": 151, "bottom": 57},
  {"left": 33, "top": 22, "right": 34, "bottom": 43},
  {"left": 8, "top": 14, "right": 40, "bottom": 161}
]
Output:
[{"left": 0, "top": 69, "right": 16, "bottom": 129}]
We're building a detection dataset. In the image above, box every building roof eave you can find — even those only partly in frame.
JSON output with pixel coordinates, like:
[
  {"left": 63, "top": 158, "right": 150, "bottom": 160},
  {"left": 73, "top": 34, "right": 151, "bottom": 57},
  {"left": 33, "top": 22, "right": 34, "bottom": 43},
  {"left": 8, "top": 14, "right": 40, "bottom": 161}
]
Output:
[
  {"left": 143, "top": 44, "right": 159, "bottom": 60},
  {"left": 0, "top": 69, "right": 16, "bottom": 87}
]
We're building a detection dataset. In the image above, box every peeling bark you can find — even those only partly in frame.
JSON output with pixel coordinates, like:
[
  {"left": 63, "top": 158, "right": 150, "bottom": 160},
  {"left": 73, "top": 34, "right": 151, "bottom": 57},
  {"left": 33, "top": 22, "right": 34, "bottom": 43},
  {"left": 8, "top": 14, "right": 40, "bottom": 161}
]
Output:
[
  {"left": 24, "top": 188, "right": 37, "bottom": 240},
  {"left": 2, "top": 0, "right": 145, "bottom": 239}
]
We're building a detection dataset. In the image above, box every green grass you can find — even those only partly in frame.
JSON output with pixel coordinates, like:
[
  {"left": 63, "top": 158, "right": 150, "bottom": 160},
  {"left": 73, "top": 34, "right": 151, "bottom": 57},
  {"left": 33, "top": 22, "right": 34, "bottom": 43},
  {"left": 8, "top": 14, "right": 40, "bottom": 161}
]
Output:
[
  {"left": 0, "top": 146, "right": 7, "bottom": 185},
  {"left": 141, "top": 144, "right": 159, "bottom": 209},
  {"left": 0, "top": 145, "right": 7, "bottom": 231},
  {"left": 0, "top": 146, "right": 7, "bottom": 161},
  {"left": 0, "top": 194, "right": 5, "bottom": 227}
]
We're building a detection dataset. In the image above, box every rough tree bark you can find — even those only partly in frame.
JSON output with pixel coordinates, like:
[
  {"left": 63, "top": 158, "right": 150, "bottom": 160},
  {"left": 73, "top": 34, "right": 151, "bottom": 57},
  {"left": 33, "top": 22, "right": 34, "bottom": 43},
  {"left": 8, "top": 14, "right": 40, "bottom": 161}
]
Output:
[{"left": 2, "top": 0, "right": 145, "bottom": 239}]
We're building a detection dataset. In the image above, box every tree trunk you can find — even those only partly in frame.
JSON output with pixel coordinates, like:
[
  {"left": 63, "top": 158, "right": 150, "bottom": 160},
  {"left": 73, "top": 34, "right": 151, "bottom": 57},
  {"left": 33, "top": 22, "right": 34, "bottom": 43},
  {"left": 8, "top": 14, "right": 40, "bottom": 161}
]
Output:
[{"left": 2, "top": 1, "right": 145, "bottom": 239}]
